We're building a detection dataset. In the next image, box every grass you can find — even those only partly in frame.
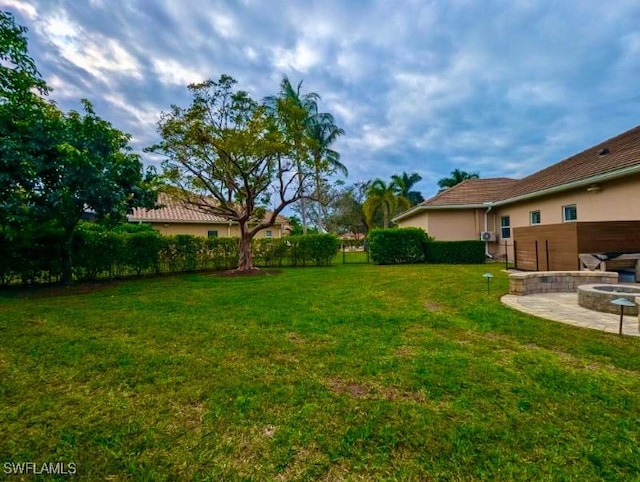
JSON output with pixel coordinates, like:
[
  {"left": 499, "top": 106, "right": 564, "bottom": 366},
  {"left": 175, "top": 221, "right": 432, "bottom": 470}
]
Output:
[{"left": 1, "top": 263, "right": 639, "bottom": 480}]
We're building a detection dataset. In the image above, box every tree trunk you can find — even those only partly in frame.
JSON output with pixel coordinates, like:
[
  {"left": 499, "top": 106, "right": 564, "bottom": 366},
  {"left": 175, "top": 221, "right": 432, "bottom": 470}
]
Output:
[
  {"left": 237, "top": 224, "right": 254, "bottom": 271},
  {"left": 383, "top": 205, "right": 389, "bottom": 229}
]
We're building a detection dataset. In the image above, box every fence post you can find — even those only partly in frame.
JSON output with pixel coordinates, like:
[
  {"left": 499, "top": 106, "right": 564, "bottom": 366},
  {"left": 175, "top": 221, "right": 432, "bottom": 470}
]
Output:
[
  {"left": 504, "top": 240, "right": 508, "bottom": 270},
  {"left": 545, "top": 240, "right": 550, "bottom": 271},
  {"left": 514, "top": 240, "right": 518, "bottom": 270}
]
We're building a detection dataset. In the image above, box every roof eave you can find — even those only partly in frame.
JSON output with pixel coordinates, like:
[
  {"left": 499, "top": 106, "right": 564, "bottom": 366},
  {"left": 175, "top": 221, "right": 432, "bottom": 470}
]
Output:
[
  {"left": 392, "top": 203, "right": 488, "bottom": 222},
  {"left": 494, "top": 164, "right": 640, "bottom": 206}
]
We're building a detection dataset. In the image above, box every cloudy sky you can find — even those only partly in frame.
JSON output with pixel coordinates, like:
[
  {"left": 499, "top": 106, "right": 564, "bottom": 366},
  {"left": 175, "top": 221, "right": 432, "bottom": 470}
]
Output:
[{"left": 4, "top": 0, "right": 640, "bottom": 199}]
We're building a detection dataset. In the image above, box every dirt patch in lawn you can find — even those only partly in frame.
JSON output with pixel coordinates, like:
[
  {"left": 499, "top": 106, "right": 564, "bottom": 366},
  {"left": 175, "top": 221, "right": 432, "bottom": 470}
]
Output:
[
  {"left": 424, "top": 301, "right": 444, "bottom": 312},
  {"left": 211, "top": 268, "right": 283, "bottom": 277}
]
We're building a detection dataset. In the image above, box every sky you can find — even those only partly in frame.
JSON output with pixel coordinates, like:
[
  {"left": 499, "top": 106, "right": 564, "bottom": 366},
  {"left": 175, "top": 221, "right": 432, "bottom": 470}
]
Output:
[{"left": 3, "top": 0, "right": 640, "bottom": 200}]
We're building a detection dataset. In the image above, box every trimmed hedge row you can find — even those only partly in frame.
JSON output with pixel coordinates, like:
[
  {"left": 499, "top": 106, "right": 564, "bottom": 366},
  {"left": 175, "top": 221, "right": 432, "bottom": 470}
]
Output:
[
  {"left": 425, "top": 240, "right": 486, "bottom": 264},
  {"left": 0, "top": 224, "right": 340, "bottom": 285},
  {"left": 367, "top": 228, "right": 486, "bottom": 265},
  {"left": 367, "top": 228, "right": 429, "bottom": 264},
  {"left": 253, "top": 234, "right": 340, "bottom": 267}
]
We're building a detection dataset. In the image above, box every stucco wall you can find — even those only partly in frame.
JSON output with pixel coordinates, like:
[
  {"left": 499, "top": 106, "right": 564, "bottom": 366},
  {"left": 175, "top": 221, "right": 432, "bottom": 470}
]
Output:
[
  {"left": 145, "top": 222, "right": 283, "bottom": 238},
  {"left": 397, "top": 209, "right": 482, "bottom": 241}
]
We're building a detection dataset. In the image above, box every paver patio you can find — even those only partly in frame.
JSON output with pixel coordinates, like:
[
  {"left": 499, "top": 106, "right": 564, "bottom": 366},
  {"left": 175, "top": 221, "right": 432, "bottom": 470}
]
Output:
[{"left": 502, "top": 292, "right": 640, "bottom": 337}]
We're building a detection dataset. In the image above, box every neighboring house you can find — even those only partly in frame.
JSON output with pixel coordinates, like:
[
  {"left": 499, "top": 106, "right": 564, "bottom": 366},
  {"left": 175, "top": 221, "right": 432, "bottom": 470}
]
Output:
[
  {"left": 394, "top": 125, "right": 640, "bottom": 270},
  {"left": 129, "top": 193, "right": 288, "bottom": 239}
]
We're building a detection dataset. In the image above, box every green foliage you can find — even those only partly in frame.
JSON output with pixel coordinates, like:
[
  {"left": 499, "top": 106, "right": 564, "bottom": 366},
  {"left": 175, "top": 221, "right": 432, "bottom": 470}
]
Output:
[
  {"left": 253, "top": 238, "right": 289, "bottom": 266},
  {"left": 0, "top": 10, "right": 48, "bottom": 101},
  {"left": 294, "top": 233, "right": 340, "bottom": 266},
  {"left": 254, "top": 234, "right": 339, "bottom": 267},
  {"left": 368, "top": 228, "right": 429, "bottom": 264},
  {"left": 426, "top": 240, "right": 486, "bottom": 264},
  {"left": 0, "top": 223, "right": 64, "bottom": 284},
  {"left": 363, "top": 179, "right": 410, "bottom": 229},
  {"left": 391, "top": 172, "right": 424, "bottom": 206},
  {"left": 0, "top": 11, "right": 157, "bottom": 283},
  {"left": 437, "top": 168, "right": 479, "bottom": 190}
]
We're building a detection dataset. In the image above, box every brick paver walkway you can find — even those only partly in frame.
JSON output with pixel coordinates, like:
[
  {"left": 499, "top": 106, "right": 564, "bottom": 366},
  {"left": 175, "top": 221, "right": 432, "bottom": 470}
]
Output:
[{"left": 502, "top": 292, "right": 640, "bottom": 337}]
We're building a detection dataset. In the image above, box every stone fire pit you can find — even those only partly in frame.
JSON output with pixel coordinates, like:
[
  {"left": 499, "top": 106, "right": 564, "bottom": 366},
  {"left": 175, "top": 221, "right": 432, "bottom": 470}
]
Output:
[{"left": 577, "top": 284, "right": 640, "bottom": 316}]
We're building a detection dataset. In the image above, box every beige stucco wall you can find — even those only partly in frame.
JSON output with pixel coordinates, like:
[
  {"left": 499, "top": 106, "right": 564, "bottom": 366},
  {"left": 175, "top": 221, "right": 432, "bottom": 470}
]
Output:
[
  {"left": 425, "top": 210, "right": 483, "bottom": 240},
  {"left": 145, "top": 222, "right": 283, "bottom": 238},
  {"left": 397, "top": 208, "right": 483, "bottom": 241}
]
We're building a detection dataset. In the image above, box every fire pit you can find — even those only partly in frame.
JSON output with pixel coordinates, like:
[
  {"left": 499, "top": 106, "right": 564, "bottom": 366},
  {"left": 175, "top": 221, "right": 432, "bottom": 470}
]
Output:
[{"left": 577, "top": 284, "right": 640, "bottom": 315}]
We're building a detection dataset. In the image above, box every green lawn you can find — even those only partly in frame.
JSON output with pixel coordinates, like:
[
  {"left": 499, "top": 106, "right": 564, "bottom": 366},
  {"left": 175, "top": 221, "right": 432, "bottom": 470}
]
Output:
[{"left": 1, "top": 264, "right": 639, "bottom": 480}]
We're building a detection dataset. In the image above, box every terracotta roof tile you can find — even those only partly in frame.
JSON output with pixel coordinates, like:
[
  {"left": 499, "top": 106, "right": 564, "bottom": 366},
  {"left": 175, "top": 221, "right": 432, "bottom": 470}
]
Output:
[
  {"left": 421, "top": 178, "right": 519, "bottom": 206},
  {"left": 129, "top": 192, "right": 287, "bottom": 225},
  {"left": 499, "top": 125, "right": 640, "bottom": 200}
]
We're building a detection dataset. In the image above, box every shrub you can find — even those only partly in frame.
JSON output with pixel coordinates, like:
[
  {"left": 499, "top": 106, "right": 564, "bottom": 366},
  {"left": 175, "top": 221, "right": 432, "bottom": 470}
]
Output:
[
  {"left": 253, "top": 238, "right": 288, "bottom": 267},
  {"left": 367, "top": 228, "right": 428, "bottom": 265},
  {"left": 124, "top": 231, "right": 163, "bottom": 275},
  {"left": 205, "top": 237, "right": 238, "bottom": 270},
  {"left": 425, "top": 240, "right": 486, "bottom": 264},
  {"left": 284, "top": 234, "right": 340, "bottom": 266}
]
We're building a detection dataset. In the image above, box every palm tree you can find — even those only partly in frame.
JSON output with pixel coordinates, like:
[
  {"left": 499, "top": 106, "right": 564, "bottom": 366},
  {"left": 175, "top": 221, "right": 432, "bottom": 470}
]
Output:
[
  {"left": 363, "top": 178, "right": 410, "bottom": 229},
  {"left": 391, "top": 171, "right": 424, "bottom": 206},
  {"left": 266, "top": 77, "right": 346, "bottom": 233},
  {"left": 437, "top": 169, "right": 479, "bottom": 190}
]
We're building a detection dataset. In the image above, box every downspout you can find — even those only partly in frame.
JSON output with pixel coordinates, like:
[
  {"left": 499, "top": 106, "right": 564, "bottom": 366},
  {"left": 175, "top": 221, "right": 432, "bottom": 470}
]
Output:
[{"left": 483, "top": 203, "right": 493, "bottom": 259}]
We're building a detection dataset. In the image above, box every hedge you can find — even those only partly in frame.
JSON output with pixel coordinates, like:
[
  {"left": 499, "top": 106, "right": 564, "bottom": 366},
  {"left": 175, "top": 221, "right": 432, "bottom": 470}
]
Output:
[
  {"left": 0, "top": 224, "right": 340, "bottom": 285},
  {"left": 367, "top": 228, "right": 429, "bottom": 265},
  {"left": 425, "top": 240, "right": 486, "bottom": 264}
]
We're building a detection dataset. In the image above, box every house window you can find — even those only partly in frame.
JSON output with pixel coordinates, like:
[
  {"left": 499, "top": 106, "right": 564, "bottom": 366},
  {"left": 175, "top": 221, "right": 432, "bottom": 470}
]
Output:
[
  {"left": 207, "top": 230, "right": 218, "bottom": 238},
  {"left": 530, "top": 210, "right": 541, "bottom": 225},
  {"left": 562, "top": 204, "right": 577, "bottom": 222},
  {"left": 265, "top": 230, "right": 273, "bottom": 238},
  {"left": 500, "top": 216, "right": 511, "bottom": 239}
]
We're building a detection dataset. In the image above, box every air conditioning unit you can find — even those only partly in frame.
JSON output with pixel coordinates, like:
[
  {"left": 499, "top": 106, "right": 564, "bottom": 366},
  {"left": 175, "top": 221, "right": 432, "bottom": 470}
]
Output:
[{"left": 480, "top": 231, "right": 496, "bottom": 242}]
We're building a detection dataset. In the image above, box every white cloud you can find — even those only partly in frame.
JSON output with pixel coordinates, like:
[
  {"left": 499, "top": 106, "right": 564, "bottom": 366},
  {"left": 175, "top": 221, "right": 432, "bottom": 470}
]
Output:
[
  {"left": 272, "top": 41, "right": 323, "bottom": 73},
  {"left": 151, "top": 58, "right": 208, "bottom": 86},
  {"left": 0, "top": 0, "right": 38, "bottom": 20},
  {"left": 35, "top": 12, "right": 142, "bottom": 80}
]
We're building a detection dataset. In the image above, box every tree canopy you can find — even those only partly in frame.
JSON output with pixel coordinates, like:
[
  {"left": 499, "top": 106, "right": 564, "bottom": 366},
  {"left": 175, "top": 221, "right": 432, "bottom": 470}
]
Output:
[
  {"left": 149, "top": 75, "right": 341, "bottom": 271},
  {"left": 391, "top": 171, "right": 424, "bottom": 206},
  {"left": 363, "top": 178, "right": 410, "bottom": 229},
  {"left": 0, "top": 12, "right": 157, "bottom": 282},
  {"left": 437, "top": 169, "right": 479, "bottom": 190}
]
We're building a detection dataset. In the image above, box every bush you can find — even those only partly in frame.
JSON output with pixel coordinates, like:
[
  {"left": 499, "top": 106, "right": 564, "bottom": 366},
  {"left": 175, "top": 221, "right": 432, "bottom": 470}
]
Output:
[
  {"left": 367, "top": 228, "right": 428, "bottom": 265},
  {"left": 425, "top": 240, "right": 486, "bottom": 264},
  {"left": 284, "top": 234, "right": 340, "bottom": 266},
  {"left": 205, "top": 237, "right": 238, "bottom": 270},
  {"left": 253, "top": 238, "right": 288, "bottom": 267}
]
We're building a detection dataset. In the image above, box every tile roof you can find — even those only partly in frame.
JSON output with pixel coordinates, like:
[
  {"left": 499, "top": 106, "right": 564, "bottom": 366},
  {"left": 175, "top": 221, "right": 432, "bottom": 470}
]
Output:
[
  {"left": 499, "top": 125, "right": 640, "bottom": 200},
  {"left": 394, "top": 125, "right": 640, "bottom": 222},
  {"left": 420, "top": 178, "right": 519, "bottom": 206},
  {"left": 129, "top": 192, "right": 287, "bottom": 225}
]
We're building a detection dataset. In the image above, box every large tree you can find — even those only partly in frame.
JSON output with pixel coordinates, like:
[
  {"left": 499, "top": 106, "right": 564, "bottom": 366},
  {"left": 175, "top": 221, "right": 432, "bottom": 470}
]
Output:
[
  {"left": 150, "top": 75, "right": 336, "bottom": 272},
  {"left": 325, "top": 181, "right": 368, "bottom": 237},
  {"left": 363, "top": 178, "right": 410, "bottom": 229},
  {"left": 45, "top": 101, "right": 157, "bottom": 281},
  {"left": 391, "top": 171, "right": 424, "bottom": 206},
  {"left": 437, "top": 168, "right": 479, "bottom": 190},
  {"left": 0, "top": 12, "right": 157, "bottom": 283}
]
